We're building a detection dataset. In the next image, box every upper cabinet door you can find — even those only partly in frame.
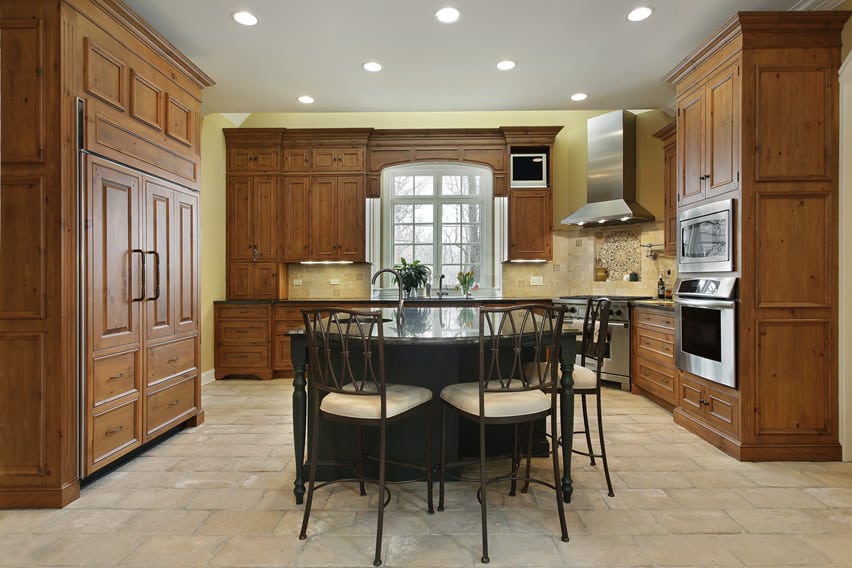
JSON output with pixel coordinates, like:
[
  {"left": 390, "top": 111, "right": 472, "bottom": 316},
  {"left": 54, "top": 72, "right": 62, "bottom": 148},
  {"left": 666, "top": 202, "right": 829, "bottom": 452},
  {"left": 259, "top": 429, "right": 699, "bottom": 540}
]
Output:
[
  {"left": 281, "top": 176, "right": 311, "bottom": 262},
  {"left": 335, "top": 176, "right": 366, "bottom": 261},
  {"left": 507, "top": 189, "right": 552, "bottom": 261},
  {"left": 705, "top": 62, "right": 740, "bottom": 198},
  {"left": 677, "top": 86, "right": 705, "bottom": 207},
  {"left": 251, "top": 176, "right": 278, "bottom": 261},
  {"left": 88, "top": 157, "right": 142, "bottom": 352}
]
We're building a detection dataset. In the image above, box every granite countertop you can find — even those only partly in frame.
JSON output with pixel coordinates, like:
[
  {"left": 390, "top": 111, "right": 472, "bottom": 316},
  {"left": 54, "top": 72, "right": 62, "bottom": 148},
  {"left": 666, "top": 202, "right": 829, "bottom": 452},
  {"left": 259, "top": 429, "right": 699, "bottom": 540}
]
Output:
[{"left": 631, "top": 299, "right": 675, "bottom": 311}]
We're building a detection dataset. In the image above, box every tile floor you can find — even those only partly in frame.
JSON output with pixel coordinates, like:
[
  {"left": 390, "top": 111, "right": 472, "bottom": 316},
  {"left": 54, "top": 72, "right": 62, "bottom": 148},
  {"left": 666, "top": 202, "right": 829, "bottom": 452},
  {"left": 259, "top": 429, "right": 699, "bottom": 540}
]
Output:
[{"left": 2, "top": 378, "right": 852, "bottom": 567}]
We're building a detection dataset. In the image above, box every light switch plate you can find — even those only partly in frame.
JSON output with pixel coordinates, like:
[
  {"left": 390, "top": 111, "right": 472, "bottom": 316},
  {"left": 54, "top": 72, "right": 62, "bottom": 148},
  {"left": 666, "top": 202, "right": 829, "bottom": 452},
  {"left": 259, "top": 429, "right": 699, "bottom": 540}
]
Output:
[
  {"left": 530, "top": 276, "right": 543, "bottom": 286},
  {"left": 292, "top": 278, "right": 303, "bottom": 286},
  {"left": 329, "top": 278, "right": 341, "bottom": 285}
]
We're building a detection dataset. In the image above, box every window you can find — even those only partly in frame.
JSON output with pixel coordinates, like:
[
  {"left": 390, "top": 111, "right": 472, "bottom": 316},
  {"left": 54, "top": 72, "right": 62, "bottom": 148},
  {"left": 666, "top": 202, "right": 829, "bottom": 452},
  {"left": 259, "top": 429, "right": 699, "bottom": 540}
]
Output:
[{"left": 378, "top": 163, "right": 498, "bottom": 293}]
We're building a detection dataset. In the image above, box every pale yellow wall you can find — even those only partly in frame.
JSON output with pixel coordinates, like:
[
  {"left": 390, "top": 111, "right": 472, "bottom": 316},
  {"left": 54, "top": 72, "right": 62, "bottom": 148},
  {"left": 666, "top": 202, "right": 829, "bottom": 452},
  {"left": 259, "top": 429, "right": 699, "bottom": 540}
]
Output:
[{"left": 199, "top": 113, "right": 233, "bottom": 374}]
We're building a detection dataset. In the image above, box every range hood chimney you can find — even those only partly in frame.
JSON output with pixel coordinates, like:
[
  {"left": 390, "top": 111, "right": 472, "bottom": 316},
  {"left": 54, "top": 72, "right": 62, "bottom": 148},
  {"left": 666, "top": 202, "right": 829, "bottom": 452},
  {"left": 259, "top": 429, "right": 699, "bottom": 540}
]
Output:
[{"left": 560, "top": 110, "right": 655, "bottom": 227}]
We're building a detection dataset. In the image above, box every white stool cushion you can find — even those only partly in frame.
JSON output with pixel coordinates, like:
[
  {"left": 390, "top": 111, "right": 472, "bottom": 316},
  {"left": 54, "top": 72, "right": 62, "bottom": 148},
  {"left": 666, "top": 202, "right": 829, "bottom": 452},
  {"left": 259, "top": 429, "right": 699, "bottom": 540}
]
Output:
[
  {"left": 440, "top": 381, "right": 550, "bottom": 418},
  {"left": 321, "top": 383, "right": 432, "bottom": 419},
  {"left": 522, "top": 362, "right": 598, "bottom": 390}
]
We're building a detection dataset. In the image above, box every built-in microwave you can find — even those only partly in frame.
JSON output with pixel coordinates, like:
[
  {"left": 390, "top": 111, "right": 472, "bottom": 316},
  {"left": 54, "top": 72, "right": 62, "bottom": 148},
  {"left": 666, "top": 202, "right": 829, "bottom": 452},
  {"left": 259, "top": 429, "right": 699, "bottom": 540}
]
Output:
[{"left": 677, "top": 198, "right": 735, "bottom": 273}]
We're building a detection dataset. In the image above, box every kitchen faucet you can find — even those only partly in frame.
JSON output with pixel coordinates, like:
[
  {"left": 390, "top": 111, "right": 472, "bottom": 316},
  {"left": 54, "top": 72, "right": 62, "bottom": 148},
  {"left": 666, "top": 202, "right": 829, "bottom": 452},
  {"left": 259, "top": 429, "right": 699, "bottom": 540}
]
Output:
[
  {"left": 371, "top": 268, "right": 405, "bottom": 325},
  {"left": 435, "top": 274, "right": 448, "bottom": 298}
]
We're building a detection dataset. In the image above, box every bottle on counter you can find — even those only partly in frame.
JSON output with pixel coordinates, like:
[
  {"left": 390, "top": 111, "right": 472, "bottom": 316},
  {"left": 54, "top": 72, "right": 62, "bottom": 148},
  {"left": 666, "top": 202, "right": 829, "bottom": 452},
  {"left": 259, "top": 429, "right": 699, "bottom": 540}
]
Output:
[{"left": 657, "top": 273, "right": 666, "bottom": 299}]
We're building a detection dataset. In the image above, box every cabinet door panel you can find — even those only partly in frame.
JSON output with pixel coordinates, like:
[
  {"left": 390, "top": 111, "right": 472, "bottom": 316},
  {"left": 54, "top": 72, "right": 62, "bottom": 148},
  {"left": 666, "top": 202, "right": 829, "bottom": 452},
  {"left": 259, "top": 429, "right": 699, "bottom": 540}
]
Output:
[
  {"left": 175, "top": 190, "right": 199, "bottom": 334},
  {"left": 677, "top": 87, "right": 705, "bottom": 206},
  {"left": 226, "top": 176, "right": 253, "bottom": 260},
  {"left": 228, "top": 262, "right": 252, "bottom": 300},
  {"left": 337, "top": 148, "right": 365, "bottom": 171},
  {"left": 144, "top": 179, "right": 174, "bottom": 340},
  {"left": 311, "top": 148, "right": 338, "bottom": 171},
  {"left": 310, "top": 177, "right": 338, "bottom": 260},
  {"left": 89, "top": 158, "right": 142, "bottom": 352},
  {"left": 336, "top": 176, "right": 365, "bottom": 261},
  {"left": 252, "top": 176, "right": 277, "bottom": 260},
  {"left": 281, "top": 176, "right": 310, "bottom": 261},
  {"left": 507, "top": 189, "right": 552, "bottom": 260},
  {"left": 706, "top": 63, "right": 739, "bottom": 196},
  {"left": 283, "top": 148, "right": 311, "bottom": 172}
]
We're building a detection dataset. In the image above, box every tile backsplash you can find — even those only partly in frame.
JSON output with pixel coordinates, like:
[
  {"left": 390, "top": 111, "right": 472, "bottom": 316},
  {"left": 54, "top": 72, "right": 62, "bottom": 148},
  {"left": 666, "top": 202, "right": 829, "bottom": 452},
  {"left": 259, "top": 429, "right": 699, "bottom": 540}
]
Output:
[{"left": 284, "top": 221, "right": 676, "bottom": 300}]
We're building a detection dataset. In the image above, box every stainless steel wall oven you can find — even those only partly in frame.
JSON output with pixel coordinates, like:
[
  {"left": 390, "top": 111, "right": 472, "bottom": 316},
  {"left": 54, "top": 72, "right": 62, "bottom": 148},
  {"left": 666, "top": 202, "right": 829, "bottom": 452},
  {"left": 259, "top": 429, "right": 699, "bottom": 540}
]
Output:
[{"left": 674, "top": 277, "right": 737, "bottom": 388}]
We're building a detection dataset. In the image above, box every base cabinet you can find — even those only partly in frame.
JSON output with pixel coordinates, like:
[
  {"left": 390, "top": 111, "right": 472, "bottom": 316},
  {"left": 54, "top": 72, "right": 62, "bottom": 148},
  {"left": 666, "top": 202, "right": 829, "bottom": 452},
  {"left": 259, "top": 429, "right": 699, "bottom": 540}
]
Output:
[
  {"left": 631, "top": 307, "right": 677, "bottom": 408},
  {"left": 214, "top": 304, "right": 272, "bottom": 380},
  {"left": 675, "top": 371, "right": 739, "bottom": 445}
]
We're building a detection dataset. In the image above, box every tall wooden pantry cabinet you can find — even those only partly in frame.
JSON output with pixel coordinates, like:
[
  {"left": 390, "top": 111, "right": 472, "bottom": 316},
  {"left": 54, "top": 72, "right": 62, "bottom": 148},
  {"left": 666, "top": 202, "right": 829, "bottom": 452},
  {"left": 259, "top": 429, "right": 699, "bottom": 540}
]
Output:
[
  {"left": 0, "top": 0, "right": 212, "bottom": 507},
  {"left": 665, "top": 11, "right": 848, "bottom": 461}
]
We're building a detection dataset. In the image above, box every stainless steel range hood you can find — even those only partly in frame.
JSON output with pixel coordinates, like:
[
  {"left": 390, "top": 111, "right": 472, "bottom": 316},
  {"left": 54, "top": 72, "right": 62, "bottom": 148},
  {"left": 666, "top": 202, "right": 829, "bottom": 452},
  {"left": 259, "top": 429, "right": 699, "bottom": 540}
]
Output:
[{"left": 560, "top": 110, "right": 655, "bottom": 227}]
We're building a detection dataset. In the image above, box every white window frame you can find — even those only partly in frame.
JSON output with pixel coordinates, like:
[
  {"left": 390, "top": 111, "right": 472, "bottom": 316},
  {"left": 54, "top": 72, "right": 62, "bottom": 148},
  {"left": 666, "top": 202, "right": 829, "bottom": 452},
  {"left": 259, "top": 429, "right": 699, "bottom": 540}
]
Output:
[{"left": 372, "top": 162, "right": 500, "bottom": 295}]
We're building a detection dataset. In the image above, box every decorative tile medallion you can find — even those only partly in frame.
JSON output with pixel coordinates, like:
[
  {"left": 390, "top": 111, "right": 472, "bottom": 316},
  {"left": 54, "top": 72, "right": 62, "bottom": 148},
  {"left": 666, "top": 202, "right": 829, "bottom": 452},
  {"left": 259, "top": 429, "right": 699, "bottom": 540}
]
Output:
[{"left": 597, "top": 231, "right": 640, "bottom": 281}]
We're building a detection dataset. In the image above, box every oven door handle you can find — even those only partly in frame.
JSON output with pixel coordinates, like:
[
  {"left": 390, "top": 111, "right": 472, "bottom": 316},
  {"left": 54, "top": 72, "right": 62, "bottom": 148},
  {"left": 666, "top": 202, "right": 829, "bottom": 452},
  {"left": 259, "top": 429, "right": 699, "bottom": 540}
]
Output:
[{"left": 675, "top": 298, "right": 736, "bottom": 309}]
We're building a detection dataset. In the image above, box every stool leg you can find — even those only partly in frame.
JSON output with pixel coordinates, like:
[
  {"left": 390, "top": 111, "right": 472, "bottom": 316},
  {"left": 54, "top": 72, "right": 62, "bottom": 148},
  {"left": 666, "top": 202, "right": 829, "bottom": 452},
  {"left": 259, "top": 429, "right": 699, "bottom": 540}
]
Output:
[
  {"left": 438, "top": 402, "right": 446, "bottom": 512},
  {"left": 581, "top": 393, "right": 595, "bottom": 466},
  {"left": 596, "top": 390, "right": 614, "bottom": 497}
]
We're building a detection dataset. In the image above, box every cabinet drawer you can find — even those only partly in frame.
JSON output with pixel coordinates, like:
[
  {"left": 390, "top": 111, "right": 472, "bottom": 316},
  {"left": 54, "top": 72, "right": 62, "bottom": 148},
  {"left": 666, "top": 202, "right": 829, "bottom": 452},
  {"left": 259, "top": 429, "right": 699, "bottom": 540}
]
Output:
[
  {"left": 92, "top": 351, "right": 139, "bottom": 406},
  {"left": 91, "top": 398, "right": 140, "bottom": 465},
  {"left": 217, "top": 346, "right": 270, "bottom": 368},
  {"left": 216, "top": 304, "right": 270, "bottom": 320},
  {"left": 146, "top": 375, "right": 197, "bottom": 438},
  {"left": 217, "top": 321, "right": 269, "bottom": 343},
  {"left": 636, "top": 309, "right": 675, "bottom": 330},
  {"left": 147, "top": 337, "right": 197, "bottom": 386},
  {"left": 633, "top": 357, "right": 677, "bottom": 405},
  {"left": 635, "top": 327, "right": 675, "bottom": 363}
]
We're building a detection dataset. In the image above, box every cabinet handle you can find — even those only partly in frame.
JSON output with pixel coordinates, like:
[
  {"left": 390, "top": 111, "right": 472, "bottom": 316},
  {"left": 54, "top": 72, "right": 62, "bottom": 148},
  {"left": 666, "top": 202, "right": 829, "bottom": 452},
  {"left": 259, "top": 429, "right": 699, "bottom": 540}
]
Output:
[
  {"left": 106, "top": 425, "right": 125, "bottom": 436},
  {"left": 168, "top": 357, "right": 178, "bottom": 364},
  {"left": 168, "top": 399, "right": 181, "bottom": 407},
  {"left": 699, "top": 398, "right": 710, "bottom": 406},
  {"left": 147, "top": 250, "right": 161, "bottom": 301},
  {"left": 132, "top": 249, "right": 146, "bottom": 302},
  {"left": 234, "top": 329, "right": 248, "bottom": 333},
  {"left": 108, "top": 373, "right": 125, "bottom": 381},
  {"left": 252, "top": 245, "right": 260, "bottom": 262}
]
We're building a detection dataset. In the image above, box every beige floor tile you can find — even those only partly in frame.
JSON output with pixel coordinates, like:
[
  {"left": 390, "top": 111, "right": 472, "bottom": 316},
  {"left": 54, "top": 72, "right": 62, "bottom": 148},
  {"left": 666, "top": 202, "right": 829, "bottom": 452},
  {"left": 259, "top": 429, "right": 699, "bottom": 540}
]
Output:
[
  {"left": 209, "top": 534, "right": 301, "bottom": 567},
  {"left": 6, "top": 378, "right": 852, "bottom": 568},
  {"left": 122, "top": 509, "right": 210, "bottom": 535},
  {"left": 122, "top": 535, "right": 224, "bottom": 566},
  {"left": 196, "top": 510, "right": 284, "bottom": 535},
  {"left": 721, "top": 534, "right": 832, "bottom": 566}
]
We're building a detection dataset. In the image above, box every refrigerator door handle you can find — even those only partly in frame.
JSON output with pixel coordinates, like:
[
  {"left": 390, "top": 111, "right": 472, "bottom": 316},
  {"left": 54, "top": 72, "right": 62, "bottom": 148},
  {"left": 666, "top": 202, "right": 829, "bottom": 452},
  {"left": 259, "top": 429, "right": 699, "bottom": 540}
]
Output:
[
  {"left": 147, "top": 250, "right": 161, "bottom": 301},
  {"left": 131, "top": 248, "right": 146, "bottom": 302}
]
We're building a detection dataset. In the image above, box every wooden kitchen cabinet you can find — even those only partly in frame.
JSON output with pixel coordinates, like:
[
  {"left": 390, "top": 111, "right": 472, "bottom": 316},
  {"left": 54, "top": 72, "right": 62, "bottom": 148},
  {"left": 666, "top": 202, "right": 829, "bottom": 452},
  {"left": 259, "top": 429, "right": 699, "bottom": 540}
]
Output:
[
  {"left": 631, "top": 306, "right": 677, "bottom": 409},
  {"left": 677, "top": 371, "right": 739, "bottom": 441},
  {"left": 214, "top": 303, "right": 273, "bottom": 380},
  {"left": 652, "top": 121, "right": 677, "bottom": 255},
  {"left": 310, "top": 176, "right": 366, "bottom": 262},
  {"left": 507, "top": 189, "right": 552, "bottom": 261},
  {"left": 226, "top": 175, "right": 284, "bottom": 299},
  {"left": 282, "top": 146, "right": 364, "bottom": 173},
  {"left": 665, "top": 11, "right": 847, "bottom": 461},
  {"left": 675, "top": 59, "right": 740, "bottom": 207},
  {"left": 281, "top": 176, "right": 311, "bottom": 262},
  {"left": 228, "top": 147, "right": 279, "bottom": 172}
]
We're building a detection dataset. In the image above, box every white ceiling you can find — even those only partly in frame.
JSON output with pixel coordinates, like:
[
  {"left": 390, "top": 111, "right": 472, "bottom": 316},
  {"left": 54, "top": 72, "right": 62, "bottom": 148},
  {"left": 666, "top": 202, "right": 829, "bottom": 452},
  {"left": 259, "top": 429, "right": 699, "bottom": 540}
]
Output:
[{"left": 123, "top": 0, "right": 828, "bottom": 115}]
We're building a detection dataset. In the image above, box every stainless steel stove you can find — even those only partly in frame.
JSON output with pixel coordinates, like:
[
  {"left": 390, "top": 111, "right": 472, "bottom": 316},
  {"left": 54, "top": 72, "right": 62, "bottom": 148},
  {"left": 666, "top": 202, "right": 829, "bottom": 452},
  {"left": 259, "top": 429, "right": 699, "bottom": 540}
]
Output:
[{"left": 553, "top": 295, "right": 651, "bottom": 391}]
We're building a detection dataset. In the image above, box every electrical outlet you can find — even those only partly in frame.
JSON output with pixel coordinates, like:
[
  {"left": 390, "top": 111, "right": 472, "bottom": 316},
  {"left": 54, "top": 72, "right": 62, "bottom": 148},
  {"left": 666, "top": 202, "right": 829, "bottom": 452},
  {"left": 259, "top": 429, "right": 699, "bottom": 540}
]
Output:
[
  {"left": 575, "top": 239, "right": 582, "bottom": 247},
  {"left": 355, "top": 273, "right": 363, "bottom": 281},
  {"left": 552, "top": 263, "right": 561, "bottom": 272},
  {"left": 518, "top": 280, "right": 527, "bottom": 288},
  {"left": 530, "top": 276, "right": 543, "bottom": 286},
  {"left": 329, "top": 278, "right": 340, "bottom": 285},
  {"left": 333, "top": 289, "right": 341, "bottom": 297},
  {"left": 292, "top": 278, "right": 303, "bottom": 286}
]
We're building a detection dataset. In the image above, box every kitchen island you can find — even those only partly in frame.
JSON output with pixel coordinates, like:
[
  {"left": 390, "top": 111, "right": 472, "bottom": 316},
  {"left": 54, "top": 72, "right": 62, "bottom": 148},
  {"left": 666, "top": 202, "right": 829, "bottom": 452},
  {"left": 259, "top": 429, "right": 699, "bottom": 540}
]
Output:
[{"left": 287, "top": 305, "right": 580, "bottom": 504}]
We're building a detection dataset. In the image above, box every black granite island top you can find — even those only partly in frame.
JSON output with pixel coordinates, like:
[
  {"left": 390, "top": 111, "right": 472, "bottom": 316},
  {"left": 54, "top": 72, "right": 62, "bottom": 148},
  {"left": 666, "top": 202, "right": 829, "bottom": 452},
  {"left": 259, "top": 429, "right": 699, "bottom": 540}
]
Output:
[{"left": 286, "top": 304, "right": 569, "bottom": 345}]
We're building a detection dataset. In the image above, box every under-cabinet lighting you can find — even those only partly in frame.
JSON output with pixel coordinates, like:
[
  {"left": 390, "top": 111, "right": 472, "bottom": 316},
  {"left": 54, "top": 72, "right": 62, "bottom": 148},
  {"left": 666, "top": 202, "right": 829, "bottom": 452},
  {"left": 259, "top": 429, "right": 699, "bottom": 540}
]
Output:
[
  {"left": 299, "top": 260, "right": 354, "bottom": 265},
  {"left": 232, "top": 11, "right": 258, "bottom": 26},
  {"left": 508, "top": 259, "right": 548, "bottom": 263}
]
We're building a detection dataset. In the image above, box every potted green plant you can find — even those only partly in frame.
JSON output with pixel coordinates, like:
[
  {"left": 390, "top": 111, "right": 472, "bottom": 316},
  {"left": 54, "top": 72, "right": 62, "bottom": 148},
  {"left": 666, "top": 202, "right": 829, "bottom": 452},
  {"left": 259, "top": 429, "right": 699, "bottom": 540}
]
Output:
[{"left": 393, "top": 258, "right": 430, "bottom": 297}]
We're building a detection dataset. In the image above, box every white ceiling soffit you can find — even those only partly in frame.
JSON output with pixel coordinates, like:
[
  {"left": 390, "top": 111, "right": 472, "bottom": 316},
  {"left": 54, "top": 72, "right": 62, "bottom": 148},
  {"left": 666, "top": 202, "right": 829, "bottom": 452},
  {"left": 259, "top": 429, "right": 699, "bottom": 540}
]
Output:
[{"left": 123, "top": 0, "right": 832, "bottom": 114}]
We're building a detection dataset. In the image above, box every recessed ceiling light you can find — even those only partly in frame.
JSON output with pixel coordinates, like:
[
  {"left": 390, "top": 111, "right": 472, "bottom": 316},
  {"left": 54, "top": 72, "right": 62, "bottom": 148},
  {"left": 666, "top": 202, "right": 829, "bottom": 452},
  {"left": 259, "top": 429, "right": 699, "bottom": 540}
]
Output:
[
  {"left": 496, "top": 60, "right": 516, "bottom": 71},
  {"left": 232, "top": 11, "right": 258, "bottom": 26},
  {"left": 435, "top": 7, "right": 461, "bottom": 24},
  {"left": 298, "top": 95, "right": 315, "bottom": 104},
  {"left": 626, "top": 6, "right": 653, "bottom": 22},
  {"left": 570, "top": 92, "right": 588, "bottom": 102},
  {"left": 362, "top": 61, "right": 383, "bottom": 72}
]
